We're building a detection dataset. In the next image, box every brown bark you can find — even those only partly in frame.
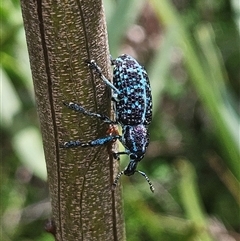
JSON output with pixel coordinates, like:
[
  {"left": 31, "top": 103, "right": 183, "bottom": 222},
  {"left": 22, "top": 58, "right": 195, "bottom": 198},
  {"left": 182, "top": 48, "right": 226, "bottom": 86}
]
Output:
[{"left": 20, "top": 0, "right": 124, "bottom": 240}]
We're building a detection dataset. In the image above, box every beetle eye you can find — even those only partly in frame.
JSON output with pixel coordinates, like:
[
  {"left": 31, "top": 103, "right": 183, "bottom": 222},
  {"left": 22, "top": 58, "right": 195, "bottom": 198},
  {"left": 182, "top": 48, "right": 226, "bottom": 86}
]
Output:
[{"left": 130, "top": 153, "right": 137, "bottom": 159}]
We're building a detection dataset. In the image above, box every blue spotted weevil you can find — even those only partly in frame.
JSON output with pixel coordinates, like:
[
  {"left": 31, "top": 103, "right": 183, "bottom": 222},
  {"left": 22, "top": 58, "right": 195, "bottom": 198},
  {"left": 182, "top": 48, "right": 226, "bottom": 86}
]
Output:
[{"left": 61, "top": 54, "right": 154, "bottom": 192}]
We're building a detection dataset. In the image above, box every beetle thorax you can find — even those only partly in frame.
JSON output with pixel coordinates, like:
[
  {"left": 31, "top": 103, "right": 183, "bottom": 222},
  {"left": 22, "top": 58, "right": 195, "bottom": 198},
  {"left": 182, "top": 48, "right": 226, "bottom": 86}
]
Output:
[{"left": 121, "top": 124, "right": 149, "bottom": 161}]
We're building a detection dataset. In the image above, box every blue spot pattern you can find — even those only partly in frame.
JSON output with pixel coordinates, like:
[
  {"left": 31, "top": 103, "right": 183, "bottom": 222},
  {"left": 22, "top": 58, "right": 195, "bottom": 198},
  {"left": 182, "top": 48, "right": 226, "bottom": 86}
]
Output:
[{"left": 113, "top": 54, "right": 152, "bottom": 126}]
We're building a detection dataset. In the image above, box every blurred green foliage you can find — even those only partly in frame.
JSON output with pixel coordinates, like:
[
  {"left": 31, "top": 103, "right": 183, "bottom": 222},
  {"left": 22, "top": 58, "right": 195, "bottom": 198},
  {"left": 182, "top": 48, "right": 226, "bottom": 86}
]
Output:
[{"left": 1, "top": 0, "right": 239, "bottom": 240}]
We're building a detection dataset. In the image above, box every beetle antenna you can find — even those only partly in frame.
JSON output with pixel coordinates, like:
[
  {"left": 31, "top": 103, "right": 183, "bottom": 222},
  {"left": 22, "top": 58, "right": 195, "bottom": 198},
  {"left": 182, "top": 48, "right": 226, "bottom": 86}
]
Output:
[
  {"left": 112, "top": 170, "right": 154, "bottom": 193},
  {"left": 136, "top": 170, "right": 155, "bottom": 193},
  {"left": 112, "top": 170, "right": 124, "bottom": 190}
]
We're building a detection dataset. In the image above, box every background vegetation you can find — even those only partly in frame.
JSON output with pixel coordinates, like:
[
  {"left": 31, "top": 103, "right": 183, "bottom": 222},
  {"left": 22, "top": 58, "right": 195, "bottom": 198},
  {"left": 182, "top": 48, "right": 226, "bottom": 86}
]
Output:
[{"left": 1, "top": 0, "right": 239, "bottom": 240}]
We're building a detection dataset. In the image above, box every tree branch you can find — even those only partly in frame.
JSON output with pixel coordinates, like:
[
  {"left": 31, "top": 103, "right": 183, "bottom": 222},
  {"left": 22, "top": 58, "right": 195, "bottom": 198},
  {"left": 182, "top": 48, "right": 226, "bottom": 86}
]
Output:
[{"left": 20, "top": 0, "right": 124, "bottom": 240}]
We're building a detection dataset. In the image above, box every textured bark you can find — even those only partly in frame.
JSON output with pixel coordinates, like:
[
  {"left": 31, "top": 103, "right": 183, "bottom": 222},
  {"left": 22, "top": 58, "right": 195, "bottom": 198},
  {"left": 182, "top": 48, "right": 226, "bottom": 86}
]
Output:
[{"left": 20, "top": 0, "right": 124, "bottom": 240}]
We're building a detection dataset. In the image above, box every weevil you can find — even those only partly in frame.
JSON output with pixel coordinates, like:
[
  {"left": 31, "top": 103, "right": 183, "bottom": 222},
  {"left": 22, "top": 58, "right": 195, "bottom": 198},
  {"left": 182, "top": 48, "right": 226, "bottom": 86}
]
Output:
[{"left": 61, "top": 54, "right": 154, "bottom": 192}]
